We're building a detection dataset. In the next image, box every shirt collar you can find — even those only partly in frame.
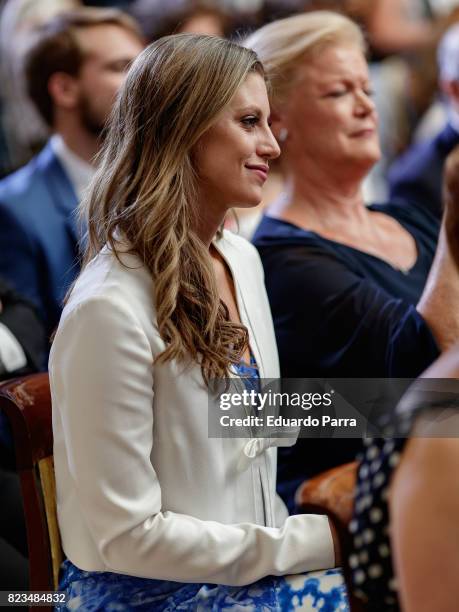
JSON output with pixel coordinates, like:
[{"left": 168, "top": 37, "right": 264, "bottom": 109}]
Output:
[{"left": 50, "top": 134, "right": 96, "bottom": 201}]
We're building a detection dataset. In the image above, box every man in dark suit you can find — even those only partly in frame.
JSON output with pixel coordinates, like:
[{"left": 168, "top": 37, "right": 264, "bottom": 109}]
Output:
[
  {"left": 0, "top": 279, "right": 45, "bottom": 379},
  {"left": 389, "top": 22, "right": 459, "bottom": 215},
  {"left": 0, "top": 8, "right": 143, "bottom": 343}
]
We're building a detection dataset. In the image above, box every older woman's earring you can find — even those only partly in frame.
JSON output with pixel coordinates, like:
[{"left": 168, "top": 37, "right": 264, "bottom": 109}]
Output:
[{"left": 278, "top": 128, "right": 288, "bottom": 143}]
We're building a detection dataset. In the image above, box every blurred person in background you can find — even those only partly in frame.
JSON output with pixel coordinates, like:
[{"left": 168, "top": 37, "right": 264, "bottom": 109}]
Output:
[
  {"left": 0, "top": 282, "right": 44, "bottom": 381},
  {"left": 358, "top": 0, "right": 459, "bottom": 199},
  {"left": 389, "top": 22, "right": 459, "bottom": 213},
  {"left": 248, "top": 11, "right": 459, "bottom": 511},
  {"left": 83, "top": 0, "right": 135, "bottom": 6},
  {"left": 128, "top": 0, "right": 233, "bottom": 41},
  {"left": 376, "top": 0, "right": 444, "bottom": 196},
  {"left": 0, "top": 8, "right": 144, "bottom": 347},
  {"left": 0, "top": 278, "right": 45, "bottom": 591},
  {"left": 0, "top": 0, "right": 80, "bottom": 177}
]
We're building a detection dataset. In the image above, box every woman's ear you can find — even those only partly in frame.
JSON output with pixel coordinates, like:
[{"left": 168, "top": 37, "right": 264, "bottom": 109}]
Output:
[
  {"left": 270, "top": 110, "right": 288, "bottom": 144},
  {"left": 441, "top": 79, "right": 459, "bottom": 108},
  {"left": 48, "top": 71, "right": 81, "bottom": 111}
]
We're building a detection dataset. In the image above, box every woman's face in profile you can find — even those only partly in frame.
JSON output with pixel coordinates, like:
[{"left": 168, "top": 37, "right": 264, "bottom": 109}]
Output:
[
  {"left": 282, "top": 44, "right": 380, "bottom": 174},
  {"left": 194, "top": 72, "right": 280, "bottom": 213}
]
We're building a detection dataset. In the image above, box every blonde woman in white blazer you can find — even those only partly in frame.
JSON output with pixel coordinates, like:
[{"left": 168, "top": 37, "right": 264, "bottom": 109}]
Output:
[{"left": 50, "top": 34, "right": 348, "bottom": 610}]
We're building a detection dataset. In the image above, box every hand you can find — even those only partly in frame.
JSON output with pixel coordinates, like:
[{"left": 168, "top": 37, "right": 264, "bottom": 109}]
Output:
[{"left": 329, "top": 519, "right": 342, "bottom": 567}]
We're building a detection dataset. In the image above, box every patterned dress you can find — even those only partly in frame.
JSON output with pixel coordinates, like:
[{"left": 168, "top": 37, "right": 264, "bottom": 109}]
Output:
[
  {"left": 57, "top": 561, "right": 348, "bottom": 611},
  {"left": 56, "top": 356, "right": 349, "bottom": 611}
]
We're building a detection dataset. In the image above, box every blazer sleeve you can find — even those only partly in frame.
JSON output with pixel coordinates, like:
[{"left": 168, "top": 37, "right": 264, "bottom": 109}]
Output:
[
  {"left": 50, "top": 296, "right": 334, "bottom": 585},
  {"left": 0, "top": 278, "right": 46, "bottom": 374},
  {"left": 0, "top": 201, "right": 43, "bottom": 319},
  {"left": 262, "top": 246, "right": 439, "bottom": 378}
]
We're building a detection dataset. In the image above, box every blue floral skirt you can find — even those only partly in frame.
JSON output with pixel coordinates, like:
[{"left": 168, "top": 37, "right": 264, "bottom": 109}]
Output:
[{"left": 56, "top": 560, "right": 349, "bottom": 611}]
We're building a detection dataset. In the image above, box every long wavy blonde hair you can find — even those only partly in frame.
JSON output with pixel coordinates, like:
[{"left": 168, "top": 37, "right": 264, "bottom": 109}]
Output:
[{"left": 81, "top": 34, "right": 263, "bottom": 384}]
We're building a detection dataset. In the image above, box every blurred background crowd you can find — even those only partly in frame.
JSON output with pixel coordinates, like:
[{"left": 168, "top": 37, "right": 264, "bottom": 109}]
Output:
[
  {"left": 2, "top": 0, "right": 459, "bottom": 600},
  {"left": 0, "top": 0, "right": 459, "bottom": 189},
  {"left": 1, "top": 0, "right": 459, "bottom": 190}
]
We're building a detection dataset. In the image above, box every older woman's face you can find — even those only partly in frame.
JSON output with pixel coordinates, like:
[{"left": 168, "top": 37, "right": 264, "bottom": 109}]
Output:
[{"left": 282, "top": 44, "right": 380, "bottom": 175}]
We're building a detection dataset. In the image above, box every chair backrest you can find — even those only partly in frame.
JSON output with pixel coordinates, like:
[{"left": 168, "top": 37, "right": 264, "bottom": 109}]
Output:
[
  {"left": 0, "top": 373, "right": 63, "bottom": 603},
  {"left": 297, "top": 461, "right": 366, "bottom": 612}
]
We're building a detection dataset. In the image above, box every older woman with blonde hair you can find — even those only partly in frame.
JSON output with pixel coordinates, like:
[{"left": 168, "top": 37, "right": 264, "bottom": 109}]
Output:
[
  {"left": 247, "top": 11, "right": 459, "bottom": 509},
  {"left": 50, "top": 33, "right": 349, "bottom": 610}
]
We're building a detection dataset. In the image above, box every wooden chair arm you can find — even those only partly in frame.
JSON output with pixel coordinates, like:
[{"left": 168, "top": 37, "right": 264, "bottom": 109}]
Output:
[
  {"left": 0, "top": 372, "right": 62, "bottom": 600},
  {"left": 295, "top": 461, "right": 357, "bottom": 526},
  {"left": 0, "top": 373, "right": 52, "bottom": 469},
  {"left": 296, "top": 462, "right": 366, "bottom": 611}
]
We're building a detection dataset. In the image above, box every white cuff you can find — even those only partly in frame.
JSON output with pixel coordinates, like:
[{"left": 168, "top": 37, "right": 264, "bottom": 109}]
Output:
[{"left": 0, "top": 322, "right": 27, "bottom": 372}]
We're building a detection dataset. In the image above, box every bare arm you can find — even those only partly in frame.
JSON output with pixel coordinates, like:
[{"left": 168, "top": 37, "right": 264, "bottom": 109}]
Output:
[
  {"left": 417, "top": 227, "right": 459, "bottom": 350},
  {"left": 390, "top": 415, "right": 459, "bottom": 611},
  {"left": 417, "top": 145, "right": 459, "bottom": 350},
  {"left": 390, "top": 348, "right": 459, "bottom": 611}
]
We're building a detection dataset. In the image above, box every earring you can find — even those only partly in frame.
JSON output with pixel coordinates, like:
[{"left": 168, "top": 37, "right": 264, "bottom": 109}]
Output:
[{"left": 278, "top": 127, "right": 288, "bottom": 143}]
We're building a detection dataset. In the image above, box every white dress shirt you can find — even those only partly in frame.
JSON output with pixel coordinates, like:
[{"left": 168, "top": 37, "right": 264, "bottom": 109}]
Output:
[
  {"left": 50, "top": 134, "right": 95, "bottom": 201},
  {"left": 0, "top": 322, "right": 26, "bottom": 372}
]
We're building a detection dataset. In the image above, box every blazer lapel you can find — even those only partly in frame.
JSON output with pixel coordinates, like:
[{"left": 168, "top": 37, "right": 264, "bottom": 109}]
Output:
[
  {"left": 37, "top": 142, "right": 80, "bottom": 244},
  {"left": 214, "top": 235, "right": 267, "bottom": 378}
]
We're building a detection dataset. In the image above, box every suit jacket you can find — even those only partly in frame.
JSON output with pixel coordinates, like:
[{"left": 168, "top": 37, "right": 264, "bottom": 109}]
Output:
[
  {"left": 389, "top": 122, "right": 459, "bottom": 216},
  {"left": 0, "top": 141, "right": 79, "bottom": 340},
  {"left": 0, "top": 277, "right": 45, "bottom": 466},
  {"left": 49, "top": 231, "right": 334, "bottom": 584},
  {"left": 0, "top": 277, "right": 45, "bottom": 377}
]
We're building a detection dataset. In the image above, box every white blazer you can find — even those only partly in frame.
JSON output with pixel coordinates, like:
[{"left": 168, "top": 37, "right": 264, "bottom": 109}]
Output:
[{"left": 49, "top": 230, "right": 334, "bottom": 585}]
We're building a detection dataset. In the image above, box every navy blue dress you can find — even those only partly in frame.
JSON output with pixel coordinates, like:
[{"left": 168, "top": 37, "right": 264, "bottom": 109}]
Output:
[{"left": 253, "top": 200, "right": 440, "bottom": 510}]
